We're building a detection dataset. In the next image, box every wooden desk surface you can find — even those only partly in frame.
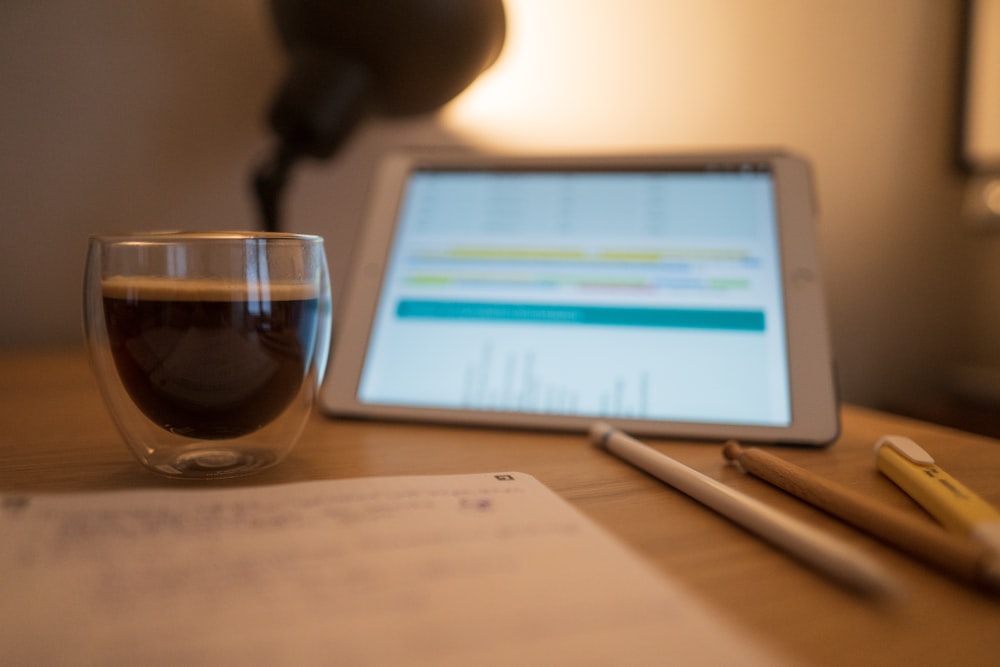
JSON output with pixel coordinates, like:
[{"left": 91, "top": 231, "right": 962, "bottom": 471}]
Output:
[{"left": 2, "top": 348, "right": 999, "bottom": 666}]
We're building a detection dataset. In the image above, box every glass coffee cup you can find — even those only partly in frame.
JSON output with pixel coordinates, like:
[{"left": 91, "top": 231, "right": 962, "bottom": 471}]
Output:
[{"left": 84, "top": 232, "right": 332, "bottom": 479}]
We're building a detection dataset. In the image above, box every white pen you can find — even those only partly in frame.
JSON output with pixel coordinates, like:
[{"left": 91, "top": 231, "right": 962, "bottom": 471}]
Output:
[{"left": 590, "top": 422, "right": 899, "bottom": 598}]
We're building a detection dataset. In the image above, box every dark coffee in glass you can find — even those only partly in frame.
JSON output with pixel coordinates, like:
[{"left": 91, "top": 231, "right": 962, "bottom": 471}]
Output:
[{"left": 102, "top": 277, "right": 319, "bottom": 440}]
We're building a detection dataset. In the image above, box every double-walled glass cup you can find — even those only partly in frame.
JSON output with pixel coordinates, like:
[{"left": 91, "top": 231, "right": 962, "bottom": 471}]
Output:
[{"left": 84, "top": 232, "right": 332, "bottom": 479}]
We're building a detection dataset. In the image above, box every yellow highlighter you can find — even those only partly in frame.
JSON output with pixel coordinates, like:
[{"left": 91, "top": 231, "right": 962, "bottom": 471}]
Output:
[{"left": 875, "top": 435, "right": 1000, "bottom": 555}]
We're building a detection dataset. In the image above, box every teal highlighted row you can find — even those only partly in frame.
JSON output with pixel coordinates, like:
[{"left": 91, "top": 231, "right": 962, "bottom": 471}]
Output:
[{"left": 396, "top": 300, "right": 765, "bottom": 331}]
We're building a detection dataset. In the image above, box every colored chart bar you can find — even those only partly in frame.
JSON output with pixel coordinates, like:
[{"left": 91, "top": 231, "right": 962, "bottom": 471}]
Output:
[{"left": 396, "top": 300, "right": 765, "bottom": 331}]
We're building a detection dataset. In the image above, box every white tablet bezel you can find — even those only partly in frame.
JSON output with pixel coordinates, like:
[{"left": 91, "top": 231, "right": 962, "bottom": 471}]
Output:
[{"left": 320, "top": 150, "right": 839, "bottom": 445}]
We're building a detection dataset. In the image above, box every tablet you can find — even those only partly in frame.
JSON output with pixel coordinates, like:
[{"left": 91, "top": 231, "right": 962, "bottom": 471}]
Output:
[{"left": 320, "top": 150, "right": 839, "bottom": 445}]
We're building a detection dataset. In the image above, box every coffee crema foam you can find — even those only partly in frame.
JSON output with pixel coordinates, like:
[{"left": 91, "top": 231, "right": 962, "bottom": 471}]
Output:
[{"left": 101, "top": 276, "right": 319, "bottom": 301}]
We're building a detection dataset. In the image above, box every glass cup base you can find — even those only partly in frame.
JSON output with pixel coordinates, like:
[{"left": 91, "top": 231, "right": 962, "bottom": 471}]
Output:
[{"left": 147, "top": 447, "right": 281, "bottom": 480}]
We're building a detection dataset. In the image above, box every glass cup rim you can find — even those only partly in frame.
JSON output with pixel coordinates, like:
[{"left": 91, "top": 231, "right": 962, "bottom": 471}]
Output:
[{"left": 89, "top": 230, "right": 323, "bottom": 245}]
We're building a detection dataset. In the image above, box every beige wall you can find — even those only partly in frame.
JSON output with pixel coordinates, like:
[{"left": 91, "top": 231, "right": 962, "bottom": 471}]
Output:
[
  {"left": 0, "top": 0, "right": 989, "bottom": 412},
  {"left": 1, "top": 1, "right": 280, "bottom": 343}
]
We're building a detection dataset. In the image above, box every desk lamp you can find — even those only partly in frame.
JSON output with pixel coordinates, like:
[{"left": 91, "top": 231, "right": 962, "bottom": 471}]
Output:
[{"left": 252, "top": 0, "right": 506, "bottom": 232}]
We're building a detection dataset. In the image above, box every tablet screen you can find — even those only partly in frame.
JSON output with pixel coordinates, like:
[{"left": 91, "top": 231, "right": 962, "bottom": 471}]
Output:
[{"left": 355, "top": 164, "right": 792, "bottom": 427}]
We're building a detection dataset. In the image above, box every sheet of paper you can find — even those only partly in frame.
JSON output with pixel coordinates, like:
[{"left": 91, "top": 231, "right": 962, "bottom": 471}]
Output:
[{"left": 1, "top": 473, "right": 785, "bottom": 665}]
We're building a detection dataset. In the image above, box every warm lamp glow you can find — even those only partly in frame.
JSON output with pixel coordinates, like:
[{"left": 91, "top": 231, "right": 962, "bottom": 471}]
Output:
[
  {"left": 985, "top": 180, "right": 1000, "bottom": 215},
  {"left": 443, "top": 0, "right": 741, "bottom": 151}
]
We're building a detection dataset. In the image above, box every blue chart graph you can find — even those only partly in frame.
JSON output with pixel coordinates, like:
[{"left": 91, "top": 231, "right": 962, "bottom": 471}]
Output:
[
  {"left": 399, "top": 299, "right": 765, "bottom": 331},
  {"left": 459, "top": 341, "right": 651, "bottom": 418}
]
